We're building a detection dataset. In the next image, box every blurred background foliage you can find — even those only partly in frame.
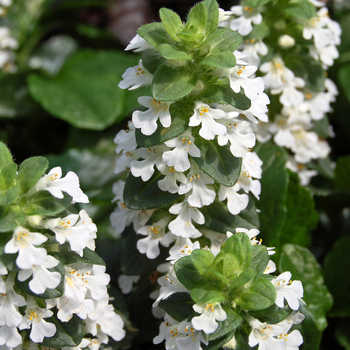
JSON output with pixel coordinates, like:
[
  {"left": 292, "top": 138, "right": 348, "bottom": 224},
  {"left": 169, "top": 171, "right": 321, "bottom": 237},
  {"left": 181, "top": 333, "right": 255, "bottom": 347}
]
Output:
[{"left": 1, "top": 0, "right": 350, "bottom": 349}]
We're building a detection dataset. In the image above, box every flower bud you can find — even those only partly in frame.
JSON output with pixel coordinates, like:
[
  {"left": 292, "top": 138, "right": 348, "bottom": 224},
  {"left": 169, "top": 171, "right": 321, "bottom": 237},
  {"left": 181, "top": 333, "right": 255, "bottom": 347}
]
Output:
[{"left": 278, "top": 34, "right": 295, "bottom": 48}]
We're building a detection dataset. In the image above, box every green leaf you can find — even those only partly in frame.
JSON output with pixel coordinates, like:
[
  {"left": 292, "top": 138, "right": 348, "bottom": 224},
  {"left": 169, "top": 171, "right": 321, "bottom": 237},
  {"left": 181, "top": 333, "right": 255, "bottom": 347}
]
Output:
[
  {"left": 201, "top": 196, "right": 260, "bottom": 233},
  {"left": 201, "top": 80, "right": 251, "bottom": 110},
  {"left": 338, "top": 65, "right": 350, "bottom": 104},
  {"left": 203, "top": 308, "right": 243, "bottom": 342},
  {"left": 191, "top": 249, "right": 215, "bottom": 277},
  {"left": 135, "top": 100, "right": 193, "bottom": 147},
  {"left": 250, "top": 304, "right": 292, "bottom": 324},
  {"left": 334, "top": 156, "right": 350, "bottom": 192},
  {"left": 256, "top": 141, "right": 289, "bottom": 247},
  {"left": 191, "top": 286, "right": 226, "bottom": 304},
  {"left": 159, "top": 44, "right": 192, "bottom": 60},
  {"left": 124, "top": 171, "right": 181, "bottom": 210},
  {"left": 323, "top": 235, "right": 350, "bottom": 317},
  {"left": 229, "top": 268, "right": 255, "bottom": 290},
  {"left": 246, "top": 0, "right": 272, "bottom": 7},
  {"left": 233, "top": 276, "right": 276, "bottom": 311},
  {"left": 159, "top": 8, "right": 183, "bottom": 41},
  {"left": 142, "top": 49, "right": 166, "bottom": 75},
  {"left": 182, "top": 2, "right": 207, "bottom": 41},
  {"left": 18, "top": 156, "right": 49, "bottom": 194},
  {"left": 284, "top": 1, "right": 316, "bottom": 20},
  {"left": 20, "top": 192, "right": 72, "bottom": 216},
  {"left": 283, "top": 54, "right": 325, "bottom": 92},
  {"left": 158, "top": 292, "right": 194, "bottom": 322},
  {"left": 220, "top": 232, "right": 252, "bottom": 270},
  {"left": 137, "top": 22, "right": 173, "bottom": 48},
  {"left": 0, "top": 142, "right": 13, "bottom": 170},
  {"left": 152, "top": 64, "right": 197, "bottom": 101},
  {"left": 59, "top": 244, "right": 106, "bottom": 266},
  {"left": 192, "top": 135, "right": 242, "bottom": 187},
  {"left": 16, "top": 253, "right": 64, "bottom": 299},
  {"left": 202, "top": 329, "right": 237, "bottom": 350},
  {"left": 201, "top": 28, "right": 243, "bottom": 54},
  {"left": 0, "top": 186, "right": 22, "bottom": 206},
  {"left": 199, "top": 51, "right": 236, "bottom": 68},
  {"left": 0, "top": 207, "right": 23, "bottom": 232},
  {"left": 335, "top": 318, "right": 350, "bottom": 350},
  {"left": 41, "top": 313, "right": 83, "bottom": 348},
  {"left": 201, "top": 0, "right": 220, "bottom": 35},
  {"left": 279, "top": 244, "right": 333, "bottom": 331},
  {"left": 28, "top": 50, "right": 140, "bottom": 130},
  {"left": 212, "top": 252, "right": 240, "bottom": 280},
  {"left": 250, "top": 245, "right": 269, "bottom": 276},
  {"left": 175, "top": 256, "right": 209, "bottom": 290},
  {"left": 279, "top": 170, "right": 318, "bottom": 248},
  {"left": 0, "top": 162, "right": 17, "bottom": 191}
]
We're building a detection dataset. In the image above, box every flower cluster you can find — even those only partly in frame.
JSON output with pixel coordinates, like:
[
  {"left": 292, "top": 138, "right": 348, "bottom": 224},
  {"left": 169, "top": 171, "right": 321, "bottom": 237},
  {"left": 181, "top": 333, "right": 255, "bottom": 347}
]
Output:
[
  {"left": 0, "top": 144, "right": 125, "bottom": 350},
  {"left": 0, "top": 0, "right": 18, "bottom": 73},
  {"left": 112, "top": 1, "right": 306, "bottom": 349},
  {"left": 223, "top": 0, "right": 340, "bottom": 185}
]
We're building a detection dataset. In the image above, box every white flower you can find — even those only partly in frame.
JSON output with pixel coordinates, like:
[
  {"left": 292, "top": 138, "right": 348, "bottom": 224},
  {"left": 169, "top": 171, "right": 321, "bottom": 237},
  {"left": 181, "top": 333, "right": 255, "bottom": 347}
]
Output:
[
  {"left": 117, "top": 275, "right": 140, "bottom": 294},
  {"left": 229, "top": 5, "right": 262, "bottom": 36},
  {"left": 19, "top": 298, "right": 56, "bottom": 343},
  {"left": 189, "top": 103, "right": 227, "bottom": 140},
  {"left": 218, "top": 184, "right": 249, "bottom": 215},
  {"left": 166, "top": 241, "right": 200, "bottom": 264},
  {"left": 30, "top": 167, "right": 89, "bottom": 203},
  {"left": 17, "top": 255, "right": 61, "bottom": 295},
  {"left": 130, "top": 145, "right": 168, "bottom": 182},
  {"left": 0, "top": 274, "right": 26, "bottom": 328},
  {"left": 114, "top": 120, "right": 137, "bottom": 154},
  {"left": 192, "top": 302, "right": 227, "bottom": 334},
  {"left": 286, "top": 159, "right": 318, "bottom": 186},
  {"left": 137, "top": 217, "right": 175, "bottom": 259},
  {"left": 201, "top": 229, "right": 227, "bottom": 256},
  {"left": 153, "top": 313, "right": 180, "bottom": 348},
  {"left": 224, "top": 65, "right": 264, "bottom": 102},
  {"left": 125, "top": 34, "right": 153, "bottom": 52},
  {"left": 118, "top": 59, "right": 152, "bottom": 90},
  {"left": 114, "top": 150, "right": 138, "bottom": 174},
  {"left": 0, "top": 325, "right": 22, "bottom": 348},
  {"left": 168, "top": 200, "right": 204, "bottom": 238},
  {"left": 158, "top": 166, "right": 187, "bottom": 194},
  {"left": 176, "top": 320, "right": 209, "bottom": 350},
  {"left": 242, "top": 151, "right": 263, "bottom": 179},
  {"left": 272, "top": 272, "right": 304, "bottom": 310},
  {"left": 4, "top": 226, "right": 47, "bottom": 270},
  {"left": 241, "top": 38, "right": 268, "bottom": 66},
  {"left": 0, "top": 260, "right": 8, "bottom": 293},
  {"left": 278, "top": 35, "right": 295, "bottom": 48},
  {"left": 178, "top": 165, "right": 216, "bottom": 208},
  {"left": 163, "top": 129, "right": 201, "bottom": 172},
  {"left": 44, "top": 213, "right": 91, "bottom": 256},
  {"left": 132, "top": 97, "right": 172, "bottom": 136},
  {"left": 0, "top": 27, "right": 18, "bottom": 50},
  {"left": 217, "top": 118, "right": 255, "bottom": 157}
]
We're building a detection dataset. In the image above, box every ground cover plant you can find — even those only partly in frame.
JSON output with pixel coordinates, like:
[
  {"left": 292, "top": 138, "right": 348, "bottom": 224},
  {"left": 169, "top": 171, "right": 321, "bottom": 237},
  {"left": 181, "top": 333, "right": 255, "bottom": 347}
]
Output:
[{"left": 1, "top": 0, "right": 350, "bottom": 349}]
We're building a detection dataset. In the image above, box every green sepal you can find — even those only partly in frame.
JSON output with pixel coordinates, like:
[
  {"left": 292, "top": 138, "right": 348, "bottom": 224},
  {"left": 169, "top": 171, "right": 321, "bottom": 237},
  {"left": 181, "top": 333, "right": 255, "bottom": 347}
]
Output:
[
  {"left": 137, "top": 22, "right": 172, "bottom": 49},
  {"left": 142, "top": 50, "right": 166, "bottom": 75},
  {"left": 17, "top": 156, "right": 49, "bottom": 194},
  {"left": 135, "top": 100, "right": 193, "bottom": 147},
  {"left": 158, "top": 292, "right": 195, "bottom": 322},
  {"left": 0, "top": 142, "right": 13, "bottom": 170},
  {"left": 201, "top": 79, "right": 251, "bottom": 110},
  {"left": 199, "top": 51, "right": 236, "bottom": 68},
  {"left": 233, "top": 276, "right": 276, "bottom": 311},
  {"left": 202, "top": 308, "right": 243, "bottom": 342},
  {"left": 15, "top": 252, "right": 65, "bottom": 299},
  {"left": 250, "top": 244, "right": 269, "bottom": 276},
  {"left": 200, "top": 28, "right": 243, "bottom": 55},
  {"left": 174, "top": 255, "right": 209, "bottom": 290},
  {"left": 159, "top": 44, "right": 193, "bottom": 60},
  {"left": 124, "top": 170, "right": 181, "bottom": 210},
  {"left": 192, "top": 133, "right": 242, "bottom": 187},
  {"left": 20, "top": 192, "right": 72, "bottom": 216},
  {"left": 152, "top": 64, "right": 197, "bottom": 101},
  {"left": 59, "top": 244, "right": 106, "bottom": 266},
  {"left": 41, "top": 313, "right": 83, "bottom": 348},
  {"left": 284, "top": 1, "right": 316, "bottom": 20},
  {"left": 159, "top": 8, "right": 183, "bottom": 41},
  {"left": 191, "top": 286, "right": 226, "bottom": 304},
  {"left": 229, "top": 268, "right": 255, "bottom": 290},
  {"left": 250, "top": 304, "right": 292, "bottom": 324}
]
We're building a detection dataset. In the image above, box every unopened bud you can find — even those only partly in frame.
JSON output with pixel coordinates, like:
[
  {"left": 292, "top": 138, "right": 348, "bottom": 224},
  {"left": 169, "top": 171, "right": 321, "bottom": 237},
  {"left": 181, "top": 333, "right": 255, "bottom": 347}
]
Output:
[
  {"left": 223, "top": 335, "right": 237, "bottom": 349},
  {"left": 278, "top": 35, "right": 295, "bottom": 48}
]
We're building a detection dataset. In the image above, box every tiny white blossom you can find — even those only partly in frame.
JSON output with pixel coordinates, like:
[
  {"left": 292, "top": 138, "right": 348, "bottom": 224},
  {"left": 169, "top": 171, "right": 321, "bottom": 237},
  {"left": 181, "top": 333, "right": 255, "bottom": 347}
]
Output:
[
  {"left": 229, "top": 5, "right": 262, "bottom": 36},
  {"left": 118, "top": 59, "right": 152, "bottom": 90},
  {"left": 125, "top": 33, "right": 153, "bottom": 52},
  {"left": 192, "top": 302, "right": 227, "bottom": 334},
  {"left": 158, "top": 166, "right": 187, "bottom": 194},
  {"left": 117, "top": 275, "right": 140, "bottom": 294},
  {"left": 114, "top": 120, "right": 137, "bottom": 154},
  {"left": 218, "top": 184, "right": 249, "bottom": 215}
]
